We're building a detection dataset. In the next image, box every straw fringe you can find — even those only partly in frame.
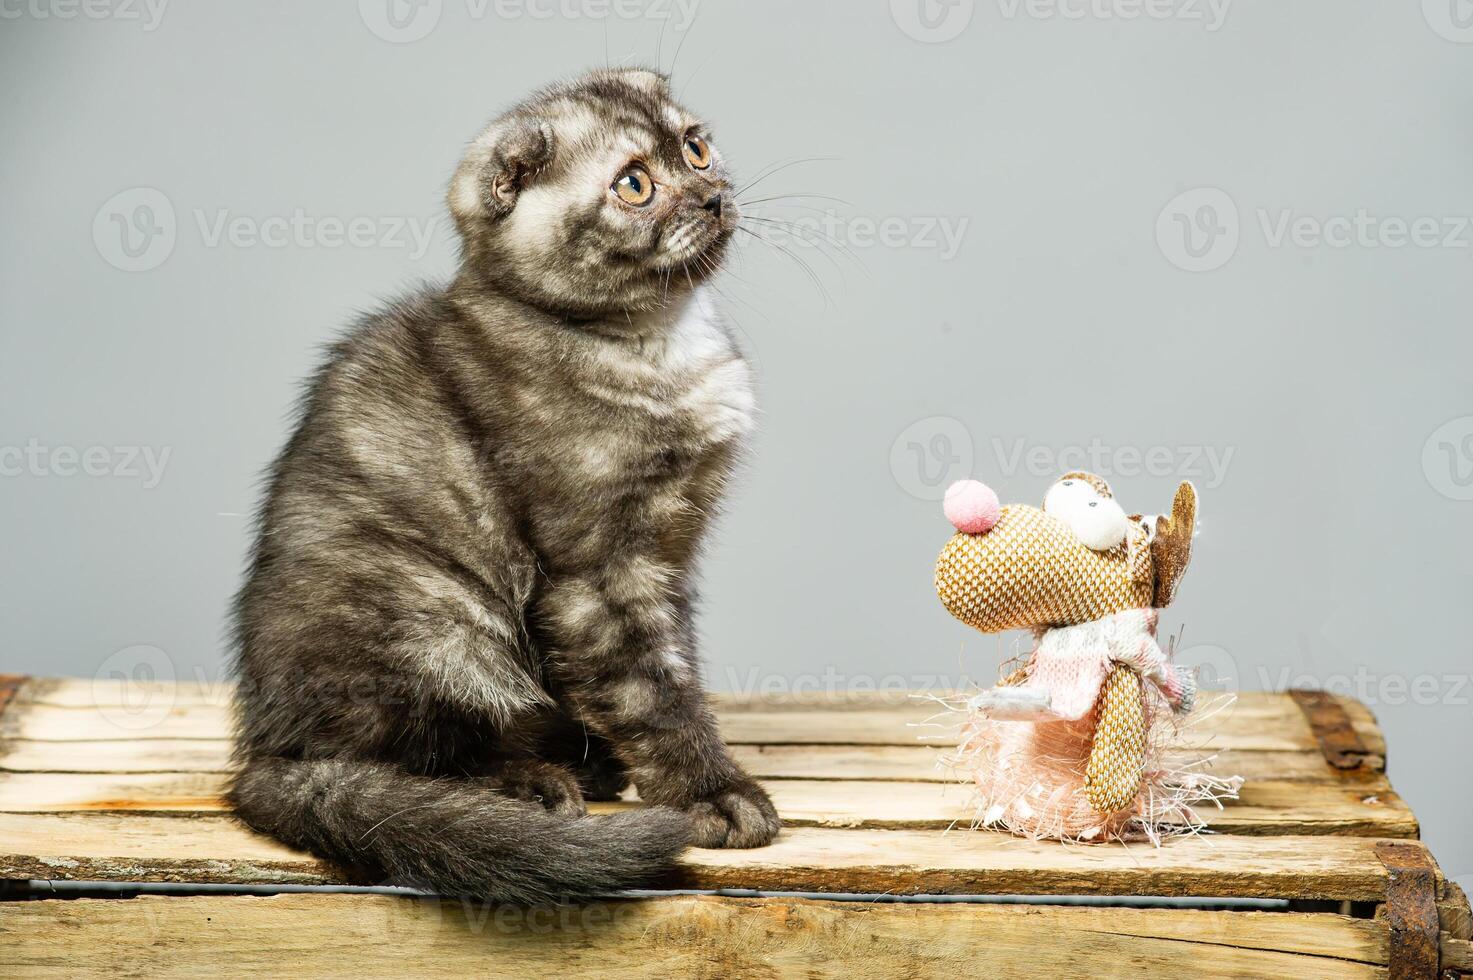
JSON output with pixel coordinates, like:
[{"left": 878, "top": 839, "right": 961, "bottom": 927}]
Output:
[{"left": 928, "top": 681, "right": 1243, "bottom": 846}]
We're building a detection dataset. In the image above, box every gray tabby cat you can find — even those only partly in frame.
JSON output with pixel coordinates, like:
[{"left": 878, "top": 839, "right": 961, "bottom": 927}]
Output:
[{"left": 227, "top": 67, "right": 780, "bottom": 904}]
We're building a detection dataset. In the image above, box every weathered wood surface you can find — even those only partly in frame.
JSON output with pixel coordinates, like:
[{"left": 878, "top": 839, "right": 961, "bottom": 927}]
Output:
[
  {"left": 14, "top": 676, "right": 1385, "bottom": 747},
  {"left": 0, "top": 737, "right": 1383, "bottom": 786},
  {"left": 0, "top": 894, "right": 1395, "bottom": 979},
  {"left": 0, "top": 677, "right": 1433, "bottom": 904},
  {"left": 0, "top": 685, "right": 1386, "bottom": 754},
  {"left": 4, "top": 676, "right": 1471, "bottom": 976},
  {"left": 0, "top": 812, "right": 1426, "bottom": 900},
  {"left": 0, "top": 770, "right": 1417, "bottom": 837}
]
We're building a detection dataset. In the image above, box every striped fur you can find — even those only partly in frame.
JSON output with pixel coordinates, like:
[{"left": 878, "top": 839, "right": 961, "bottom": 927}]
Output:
[{"left": 228, "top": 69, "right": 778, "bottom": 905}]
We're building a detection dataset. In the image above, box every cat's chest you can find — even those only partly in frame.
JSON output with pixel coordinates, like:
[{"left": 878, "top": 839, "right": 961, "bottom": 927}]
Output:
[{"left": 574, "top": 301, "right": 755, "bottom": 462}]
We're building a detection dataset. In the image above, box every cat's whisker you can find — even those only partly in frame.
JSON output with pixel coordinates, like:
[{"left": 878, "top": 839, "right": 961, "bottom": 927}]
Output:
[
  {"left": 741, "top": 214, "right": 868, "bottom": 276},
  {"left": 733, "top": 157, "right": 838, "bottom": 199},
  {"left": 737, "top": 192, "right": 854, "bottom": 209},
  {"left": 741, "top": 216, "right": 852, "bottom": 283},
  {"left": 667, "top": 16, "right": 694, "bottom": 80},
  {"left": 734, "top": 224, "right": 832, "bottom": 309}
]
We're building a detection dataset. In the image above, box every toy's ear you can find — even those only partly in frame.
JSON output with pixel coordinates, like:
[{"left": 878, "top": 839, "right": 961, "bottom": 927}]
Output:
[
  {"left": 1150, "top": 481, "right": 1197, "bottom": 607},
  {"left": 448, "top": 116, "right": 555, "bottom": 223}
]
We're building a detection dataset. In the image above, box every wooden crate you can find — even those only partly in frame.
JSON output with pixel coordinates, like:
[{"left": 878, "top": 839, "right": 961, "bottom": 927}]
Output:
[{"left": 0, "top": 675, "right": 1468, "bottom": 978}]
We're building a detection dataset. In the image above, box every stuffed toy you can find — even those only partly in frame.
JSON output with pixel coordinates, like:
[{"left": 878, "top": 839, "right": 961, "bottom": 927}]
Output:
[{"left": 933, "top": 472, "right": 1240, "bottom": 844}]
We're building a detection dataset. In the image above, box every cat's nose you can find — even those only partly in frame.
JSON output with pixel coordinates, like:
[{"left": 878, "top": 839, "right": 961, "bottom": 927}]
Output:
[{"left": 702, "top": 193, "right": 724, "bottom": 219}]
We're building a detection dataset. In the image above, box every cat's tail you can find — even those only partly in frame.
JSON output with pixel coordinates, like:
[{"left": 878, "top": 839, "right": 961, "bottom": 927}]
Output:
[{"left": 227, "top": 758, "right": 692, "bottom": 904}]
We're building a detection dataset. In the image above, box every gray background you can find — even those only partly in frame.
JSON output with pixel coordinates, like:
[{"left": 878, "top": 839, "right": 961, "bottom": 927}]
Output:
[{"left": 3, "top": 0, "right": 1471, "bottom": 883}]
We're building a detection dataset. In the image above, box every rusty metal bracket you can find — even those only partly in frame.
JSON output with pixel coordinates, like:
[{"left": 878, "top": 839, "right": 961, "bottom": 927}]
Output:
[
  {"left": 0, "top": 674, "right": 24, "bottom": 720},
  {"left": 1289, "top": 688, "right": 1373, "bottom": 770},
  {"left": 1376, "top": 841, "right": 1442, "bottom": 980}
]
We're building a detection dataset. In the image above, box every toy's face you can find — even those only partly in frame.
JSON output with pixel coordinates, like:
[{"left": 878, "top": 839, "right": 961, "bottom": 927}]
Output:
[{"left": 934, "top": 473, "right": 1197, "bottom": 634}]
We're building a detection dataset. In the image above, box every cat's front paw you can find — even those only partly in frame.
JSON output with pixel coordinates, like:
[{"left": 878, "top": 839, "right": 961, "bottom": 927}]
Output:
[{"left": 686, "top": 779, "right": 781, "bottom": 848}]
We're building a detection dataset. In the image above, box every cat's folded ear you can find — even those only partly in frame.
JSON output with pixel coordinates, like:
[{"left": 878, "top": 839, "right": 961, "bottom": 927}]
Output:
[{"left": 448, "top": 116, "right": 555, "bottom": 222}]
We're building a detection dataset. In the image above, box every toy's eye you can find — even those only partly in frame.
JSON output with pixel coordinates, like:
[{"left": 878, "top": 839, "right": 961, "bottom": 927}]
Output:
[
  {"left": 1062, "top": 480, "right": 1074, "bottom": 486},
  {"left": 1088, "top": 501, "right": 1098, "bottom": 508},
  {"left": 612, "top": 166, "right": 655, "bottom": 206},
  {"left": 682, "top": 134, "right": 712, "bottom": 170}
]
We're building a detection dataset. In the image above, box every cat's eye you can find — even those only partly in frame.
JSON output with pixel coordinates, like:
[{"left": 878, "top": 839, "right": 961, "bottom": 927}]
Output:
[
  {"left": 612, "top": 166, "right": 655, "bottom": 207},
  {"left": 682, "top": 134, "right": 712, "bottom": 170}
]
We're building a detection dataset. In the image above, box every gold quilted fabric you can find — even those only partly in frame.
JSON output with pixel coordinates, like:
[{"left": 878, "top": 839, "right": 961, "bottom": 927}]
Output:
[
  {"left": 1084, "top": 668, "right": 1147, "bottom": 813},
  {"left": 935, "top": 504, "right": 1153, "bottom": 633}
]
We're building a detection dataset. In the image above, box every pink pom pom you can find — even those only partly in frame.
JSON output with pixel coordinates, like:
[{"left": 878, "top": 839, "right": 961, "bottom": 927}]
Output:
[{"left": 944, "top": 480, "right": 1000, "bottom": 534}]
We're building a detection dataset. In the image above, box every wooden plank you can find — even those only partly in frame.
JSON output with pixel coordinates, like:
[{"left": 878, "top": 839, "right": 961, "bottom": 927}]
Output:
[
  {"left": 0, "top": 737, "right": 1376, "bottom": 787},
  {"left": 13, "top": 680, "right": 1387, "bottom": 789},
  {"left": 0, "top": 894, "right": 1392, "bottom": 979},
  {"left": 50, "top": 679, "right": 1296, "bottom": 710},
  {"left": 0, "top": 771, "right": 1419, "bottom": 838},
  {"left": 0, "top": 811, "right": 1424, "bottom": 900},
  {"left": 0, "top": 738, "right": 235, "bottom": 774},
  {"left": 734, "top": 744, "right": 1377, "bottom": 785},
  {"left": 0, "top": 697, "right": 1340, "bottom": 751},
  {"left": 722, "top": 709, "right": 1321, "bottom": 750},
  {"left": 39, "top": 678, "right": 1386, "bottom": 750}
]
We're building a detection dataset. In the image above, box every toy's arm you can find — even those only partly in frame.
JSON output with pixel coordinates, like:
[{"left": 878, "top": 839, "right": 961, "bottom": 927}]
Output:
[{"left": 1084, "top": 666, "right": 1147, "bottom": 814}]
